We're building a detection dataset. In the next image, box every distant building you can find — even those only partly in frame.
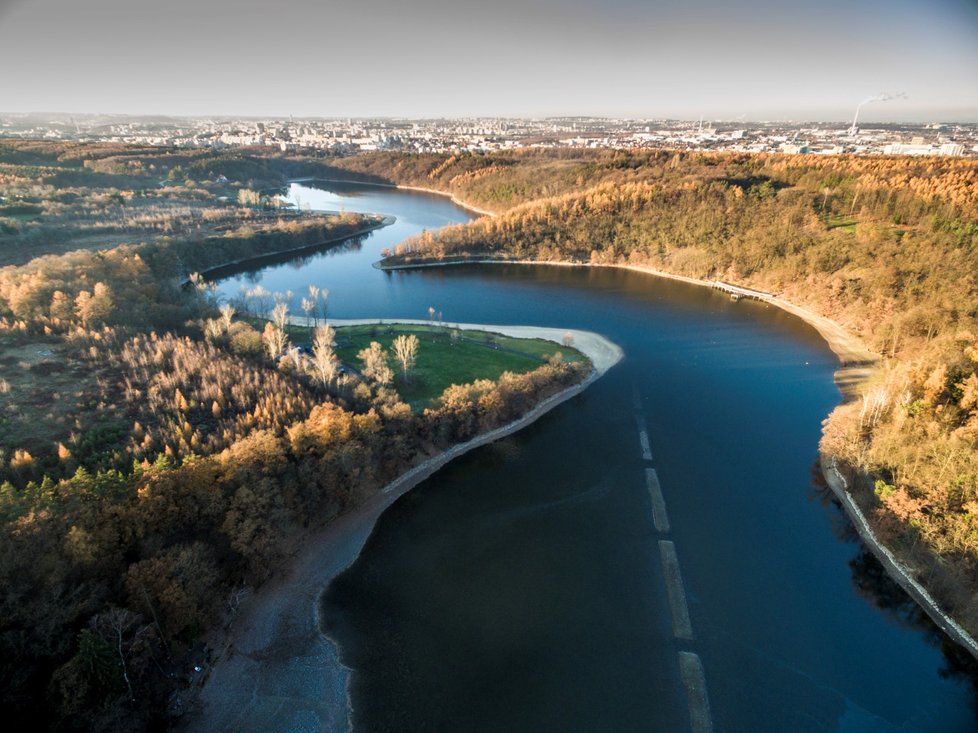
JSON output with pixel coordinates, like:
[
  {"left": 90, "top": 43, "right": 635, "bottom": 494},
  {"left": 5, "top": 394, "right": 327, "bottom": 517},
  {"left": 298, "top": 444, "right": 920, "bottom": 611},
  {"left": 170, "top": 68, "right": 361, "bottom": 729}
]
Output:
[
  {"left": 883, "top": 143, "right": 934, "bottom": 155},
  {"left": 939, "top": 143, "right": 964, "bottom": 156}
]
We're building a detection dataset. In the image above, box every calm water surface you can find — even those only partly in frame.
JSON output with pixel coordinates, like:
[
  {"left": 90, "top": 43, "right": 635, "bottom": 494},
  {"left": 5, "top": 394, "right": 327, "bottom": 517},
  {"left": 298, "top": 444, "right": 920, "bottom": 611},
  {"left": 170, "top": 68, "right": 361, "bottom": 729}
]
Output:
[{"left": 214, "top": 182, "right": 978, "bottom": 732}]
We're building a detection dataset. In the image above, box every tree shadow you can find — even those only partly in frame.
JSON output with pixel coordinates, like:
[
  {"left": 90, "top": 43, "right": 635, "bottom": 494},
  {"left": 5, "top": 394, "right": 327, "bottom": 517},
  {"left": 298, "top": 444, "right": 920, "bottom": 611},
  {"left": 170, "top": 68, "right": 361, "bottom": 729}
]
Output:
[{"left": 809, "top": 459, "right": 978, "bottom": 704}]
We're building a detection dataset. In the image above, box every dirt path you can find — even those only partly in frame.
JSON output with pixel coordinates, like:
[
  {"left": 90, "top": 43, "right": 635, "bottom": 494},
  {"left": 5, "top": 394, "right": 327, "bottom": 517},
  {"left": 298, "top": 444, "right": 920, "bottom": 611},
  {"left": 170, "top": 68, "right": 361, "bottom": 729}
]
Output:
[{"left": 183, "top": 324, "right": 622, "bottom": 733}]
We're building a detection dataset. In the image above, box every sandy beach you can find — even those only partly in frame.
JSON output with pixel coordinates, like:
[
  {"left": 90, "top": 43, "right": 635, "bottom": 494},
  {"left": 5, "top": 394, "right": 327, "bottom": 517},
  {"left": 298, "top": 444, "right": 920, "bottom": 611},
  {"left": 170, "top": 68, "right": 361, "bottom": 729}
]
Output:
[{"left": 184, "top": 324, "right": 622, "bottom": 733}]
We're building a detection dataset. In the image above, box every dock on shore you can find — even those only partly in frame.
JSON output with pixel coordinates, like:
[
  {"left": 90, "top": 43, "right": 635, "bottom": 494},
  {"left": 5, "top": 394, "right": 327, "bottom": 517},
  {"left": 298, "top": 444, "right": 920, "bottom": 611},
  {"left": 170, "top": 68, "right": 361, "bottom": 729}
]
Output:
[{"left": 710, "top": 280, "right": 772, "bottom": 302}]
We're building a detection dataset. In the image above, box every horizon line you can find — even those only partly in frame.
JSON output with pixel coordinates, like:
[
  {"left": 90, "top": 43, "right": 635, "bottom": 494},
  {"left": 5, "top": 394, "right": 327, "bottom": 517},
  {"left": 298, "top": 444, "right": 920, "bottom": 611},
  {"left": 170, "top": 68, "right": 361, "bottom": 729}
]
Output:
[{"left": 2, "top": 111, "right": 977, "bottom": 125}]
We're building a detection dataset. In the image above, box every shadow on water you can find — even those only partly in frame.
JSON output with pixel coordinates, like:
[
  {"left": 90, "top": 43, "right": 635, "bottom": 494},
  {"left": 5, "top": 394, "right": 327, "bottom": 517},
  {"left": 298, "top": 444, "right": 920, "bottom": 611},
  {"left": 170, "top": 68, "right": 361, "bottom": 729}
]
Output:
[
  {"left": 200, "top": 233, "right": 366, "bottom": 284},
  {"left": 810, "top": 462, "right": 978, "bottom": 714}
]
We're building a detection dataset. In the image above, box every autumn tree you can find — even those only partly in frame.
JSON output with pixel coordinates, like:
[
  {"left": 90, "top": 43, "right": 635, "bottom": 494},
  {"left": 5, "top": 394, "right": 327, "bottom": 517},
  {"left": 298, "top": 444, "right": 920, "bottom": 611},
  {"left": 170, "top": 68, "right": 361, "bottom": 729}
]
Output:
[
  {"left": 237, "top": 188, "right": 261, "bottom": 207},
  {"left": 358, "top": 341, "right": 393, "bottom": 385},
  {"left": 125, "top": 542, "right": 219, "bottom": 637},
  {"left": 50, "top": 290, "right": 74, "bottom": 321},
  {"left": 75, "top": 282, "right": 114, "bottom": 326}
]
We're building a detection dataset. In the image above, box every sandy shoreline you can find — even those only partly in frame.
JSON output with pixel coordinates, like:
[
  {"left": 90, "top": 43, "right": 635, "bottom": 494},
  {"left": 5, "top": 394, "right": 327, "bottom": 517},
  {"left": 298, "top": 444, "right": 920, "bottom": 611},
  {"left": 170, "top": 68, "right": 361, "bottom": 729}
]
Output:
[{"left": 185, "top": 323, "right": 622, "bottom": 733}]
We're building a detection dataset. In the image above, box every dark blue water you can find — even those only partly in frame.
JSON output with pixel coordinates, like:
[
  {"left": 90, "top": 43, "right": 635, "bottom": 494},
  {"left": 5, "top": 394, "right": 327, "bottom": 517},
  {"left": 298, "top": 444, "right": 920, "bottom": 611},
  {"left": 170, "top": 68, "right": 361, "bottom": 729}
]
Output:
[{"left": 214, "top": 182, "right": 978, "bottom": 732}]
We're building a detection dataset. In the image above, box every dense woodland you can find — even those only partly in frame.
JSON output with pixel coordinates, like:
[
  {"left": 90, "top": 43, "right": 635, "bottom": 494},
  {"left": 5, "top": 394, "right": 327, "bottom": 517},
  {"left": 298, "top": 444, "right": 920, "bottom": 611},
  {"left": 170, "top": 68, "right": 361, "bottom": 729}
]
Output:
[
  {"left": 3, "top": 140, "right": 977, "bottom": 727},
  {"left": 347, "top": 149, "right": 978, "bottom": 635},
  {"left": 0, "top": 142, "right": 587, "bottom": 730}
]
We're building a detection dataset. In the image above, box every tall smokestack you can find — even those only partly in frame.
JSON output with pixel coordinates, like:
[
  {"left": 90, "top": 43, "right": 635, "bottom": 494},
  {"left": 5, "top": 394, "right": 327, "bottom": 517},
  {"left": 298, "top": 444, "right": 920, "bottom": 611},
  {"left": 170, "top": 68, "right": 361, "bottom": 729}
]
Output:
[{"left": 849, "top": 92, "right": 907, "bottom": 136}]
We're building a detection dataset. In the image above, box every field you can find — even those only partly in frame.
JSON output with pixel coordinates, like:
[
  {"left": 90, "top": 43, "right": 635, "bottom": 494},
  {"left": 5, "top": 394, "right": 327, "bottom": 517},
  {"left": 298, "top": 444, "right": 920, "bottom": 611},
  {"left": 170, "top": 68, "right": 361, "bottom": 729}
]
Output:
[
  {"left": 0, "top": 337, "right": 117, "bottom": 464},
  {"left": 331, "top": 323, "right": 587, "bottom": 408}
]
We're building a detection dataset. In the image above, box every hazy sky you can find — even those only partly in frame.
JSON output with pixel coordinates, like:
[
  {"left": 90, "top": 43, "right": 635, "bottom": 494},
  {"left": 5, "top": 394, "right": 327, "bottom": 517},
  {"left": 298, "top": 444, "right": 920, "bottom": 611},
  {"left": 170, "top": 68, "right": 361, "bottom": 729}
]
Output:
[{"left": 1, "top": 0, "right": 976, "bottom": 121}]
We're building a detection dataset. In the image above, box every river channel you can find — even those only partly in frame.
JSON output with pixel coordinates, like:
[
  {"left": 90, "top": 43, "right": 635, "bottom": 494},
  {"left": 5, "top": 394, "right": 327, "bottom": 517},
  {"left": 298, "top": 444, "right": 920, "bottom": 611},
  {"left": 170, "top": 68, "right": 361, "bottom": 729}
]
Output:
[{"left": 212, "top": 181, "right": 978, "bottom": 732}]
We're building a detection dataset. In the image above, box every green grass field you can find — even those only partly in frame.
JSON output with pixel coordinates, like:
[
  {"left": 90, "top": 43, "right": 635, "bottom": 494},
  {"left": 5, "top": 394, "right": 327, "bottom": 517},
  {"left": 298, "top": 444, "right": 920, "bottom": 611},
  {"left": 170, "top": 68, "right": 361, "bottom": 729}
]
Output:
[
  {"left": 826, "top": 214, "right": 858, "bottom": 232},
  {"left": 331, "top": 323, "right": 587, "bottom": 409}
]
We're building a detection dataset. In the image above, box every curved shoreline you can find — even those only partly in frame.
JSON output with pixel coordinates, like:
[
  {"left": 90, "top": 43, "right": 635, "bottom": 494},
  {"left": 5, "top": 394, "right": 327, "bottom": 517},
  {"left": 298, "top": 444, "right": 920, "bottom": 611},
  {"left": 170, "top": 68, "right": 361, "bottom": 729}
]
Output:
[
  {"left": 378, "top": 256, "right": 877, "bottom": 370},
  {"left": 821, "top": 456, "right": 978, "bottom": 659},
  {"left": 182, "top": 215, "right": 395, "bottom": 286},
  {"left": 377, "top": 255, "right": 978, "bottom": 662},
  {"left": 185, "top": 324, "right": 623, "bottom": 733}
]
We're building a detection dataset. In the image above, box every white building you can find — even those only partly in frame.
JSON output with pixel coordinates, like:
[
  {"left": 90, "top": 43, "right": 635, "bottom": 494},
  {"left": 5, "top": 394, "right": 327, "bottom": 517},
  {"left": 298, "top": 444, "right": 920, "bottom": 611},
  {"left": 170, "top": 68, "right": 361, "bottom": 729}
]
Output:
[{"left": 883, "top": 143, "right": 934, "bottom": 155}]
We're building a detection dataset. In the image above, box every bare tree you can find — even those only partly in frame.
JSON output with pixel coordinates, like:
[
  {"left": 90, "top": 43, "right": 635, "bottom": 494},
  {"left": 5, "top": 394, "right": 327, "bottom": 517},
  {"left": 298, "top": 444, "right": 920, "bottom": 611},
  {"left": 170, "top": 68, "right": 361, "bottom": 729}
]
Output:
[
  {"left": 219, "top": 303, "right": 235, "bottom": 333},
  {"left": 226, "top": 585, "right": 251, "bottom": 625},
  {"left": 246, "top": 285, "right": 272, "bottom": 317},
  {"left": 392, "top": 333, "right": 420, "bottom": 380},
  {"left": 301, "top": 297, "right": 316, "bottom": 327},
  {"left": 314, "top": 286, "right": 329, "bottom": 324},
  {"left": 92, "top": 607, "right": 142, "bottom": 702},
  {"left": 274, "top": 290, "right": 294, "bottom": 308},
  {"left": 309, "top": 324, "right": 339, "bottom": 386},
  {"left": 358, "top": 341, "right": 393, "bottom": 385},
  {"left": 271, "top": 302, "right": 289, "bottom": 332},
  {"left": 261, "top": 323, "right": 289, "bottom": 361}
]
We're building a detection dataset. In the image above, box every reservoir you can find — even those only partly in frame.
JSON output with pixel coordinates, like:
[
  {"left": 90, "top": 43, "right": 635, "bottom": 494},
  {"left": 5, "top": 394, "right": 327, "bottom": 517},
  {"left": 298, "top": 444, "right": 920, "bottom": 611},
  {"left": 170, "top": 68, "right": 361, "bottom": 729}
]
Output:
[{"left": 213, "top": 181, "right": 978, "bottom": 732}]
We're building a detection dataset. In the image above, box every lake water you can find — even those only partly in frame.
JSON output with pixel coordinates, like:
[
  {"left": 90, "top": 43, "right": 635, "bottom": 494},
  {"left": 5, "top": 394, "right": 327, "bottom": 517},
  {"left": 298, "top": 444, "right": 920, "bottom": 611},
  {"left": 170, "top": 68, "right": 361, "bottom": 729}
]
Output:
[{"left": 213, "top": 181, "right": 978, "bottom": 732}]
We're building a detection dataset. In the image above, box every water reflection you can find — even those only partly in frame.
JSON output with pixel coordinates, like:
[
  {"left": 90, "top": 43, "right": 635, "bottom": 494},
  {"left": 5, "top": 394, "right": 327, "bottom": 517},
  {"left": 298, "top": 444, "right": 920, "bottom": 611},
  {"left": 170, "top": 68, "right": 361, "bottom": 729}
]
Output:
[
  {"left": 203, "top": 233, "right": 366, "bottom": 285},
  {"left": 851, "top": 548, "right": 978, "bottom": 709},
  {"left": 811, "top": 463, "right": 978, "bottom": 703}
]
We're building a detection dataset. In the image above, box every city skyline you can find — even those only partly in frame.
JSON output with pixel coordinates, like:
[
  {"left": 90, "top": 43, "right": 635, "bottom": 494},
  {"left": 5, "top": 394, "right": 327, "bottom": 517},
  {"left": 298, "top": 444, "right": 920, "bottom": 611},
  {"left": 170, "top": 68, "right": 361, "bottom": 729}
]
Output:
[{"left": 1, "top": 0, "right": 976, "bottom": 121}]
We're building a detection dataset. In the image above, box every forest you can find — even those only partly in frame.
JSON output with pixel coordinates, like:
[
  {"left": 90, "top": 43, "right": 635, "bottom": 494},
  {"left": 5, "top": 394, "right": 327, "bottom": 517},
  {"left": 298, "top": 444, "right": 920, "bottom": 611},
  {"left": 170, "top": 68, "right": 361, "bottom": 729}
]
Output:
[
  {"left": 0, "top": 141, "right": 588, "bottom": 730},
  {"left": 343, "top": 149, "right": 978, "bottom": 638}
]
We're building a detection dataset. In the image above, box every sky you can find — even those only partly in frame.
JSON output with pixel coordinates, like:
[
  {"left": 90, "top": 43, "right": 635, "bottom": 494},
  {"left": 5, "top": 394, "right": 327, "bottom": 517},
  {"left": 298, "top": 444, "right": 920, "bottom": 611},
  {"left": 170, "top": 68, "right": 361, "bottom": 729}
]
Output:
[{"left": 0, "top": 0, "right": 976, "bottom": 121}]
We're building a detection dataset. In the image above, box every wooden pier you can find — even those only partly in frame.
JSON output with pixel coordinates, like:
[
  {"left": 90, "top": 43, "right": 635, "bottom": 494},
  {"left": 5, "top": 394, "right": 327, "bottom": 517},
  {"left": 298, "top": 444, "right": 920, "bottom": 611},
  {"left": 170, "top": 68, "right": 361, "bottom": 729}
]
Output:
[{"left": 711, "top": 280, "right": 772, "bottom": 302}]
